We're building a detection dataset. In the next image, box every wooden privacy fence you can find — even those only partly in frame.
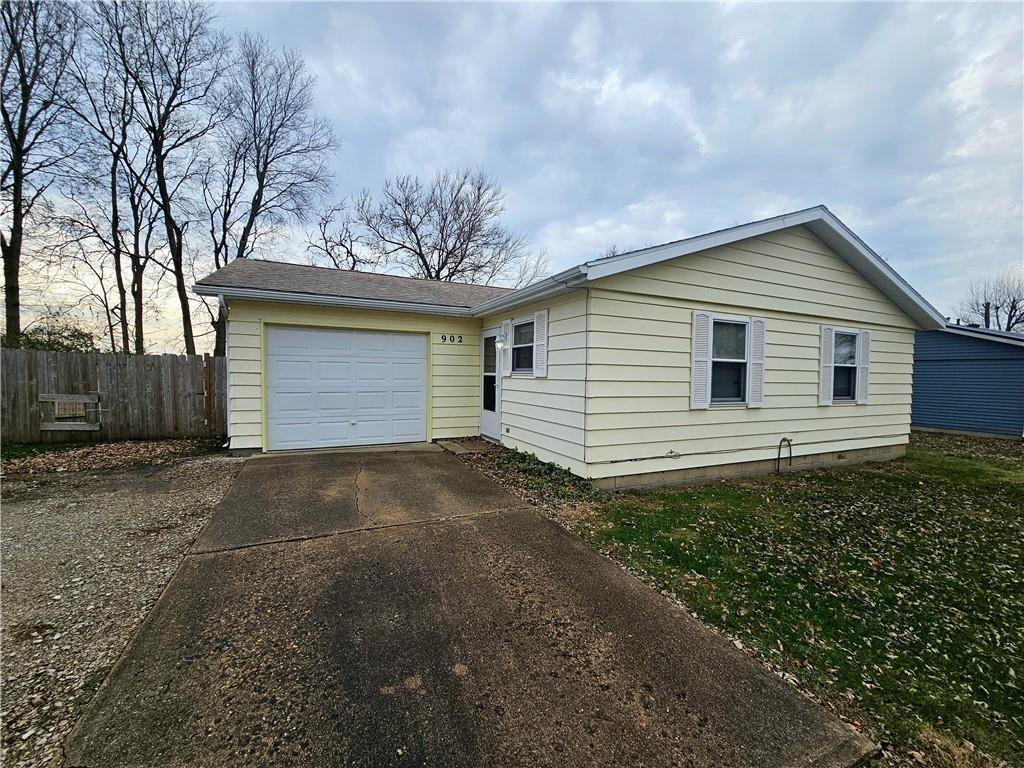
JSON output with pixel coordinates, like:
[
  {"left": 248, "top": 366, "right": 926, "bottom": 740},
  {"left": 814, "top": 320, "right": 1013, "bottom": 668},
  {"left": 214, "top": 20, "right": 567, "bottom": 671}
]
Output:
[{"left": 1, "top": 349, "right": 227, "bottom": 444}]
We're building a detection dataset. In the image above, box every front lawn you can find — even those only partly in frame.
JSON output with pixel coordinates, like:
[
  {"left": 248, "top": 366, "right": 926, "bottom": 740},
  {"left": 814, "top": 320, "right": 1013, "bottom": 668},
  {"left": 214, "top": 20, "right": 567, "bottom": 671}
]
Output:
[{"left": 464, "top": 433, "right": 1023, "bottom": 768}]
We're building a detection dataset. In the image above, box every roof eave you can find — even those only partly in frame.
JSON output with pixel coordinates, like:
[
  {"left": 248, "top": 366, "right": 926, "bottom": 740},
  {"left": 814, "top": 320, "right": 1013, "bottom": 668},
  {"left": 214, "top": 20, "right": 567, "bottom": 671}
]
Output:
[
  {"left": 192, "top": 284, "right": 474, "bottom": 316},
  {"left": 938, "top": 326, "right": 1024, "bottom": 348},
  {"left": 469, "top": 266, "right": 588, "bottom": 316}
]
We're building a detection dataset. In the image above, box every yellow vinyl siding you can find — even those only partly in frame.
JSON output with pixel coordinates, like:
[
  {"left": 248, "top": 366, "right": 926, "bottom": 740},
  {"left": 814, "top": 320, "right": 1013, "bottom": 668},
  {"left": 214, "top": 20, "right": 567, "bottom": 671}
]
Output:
[
  {"left": 583, "top": 225, "right": 918, "bottom": 480},
  {"left": 225, "top": 299, "right": 480, "bottom": 451},
  {"left": 482, "top": 291, "right": 588, "bottom": 475}
]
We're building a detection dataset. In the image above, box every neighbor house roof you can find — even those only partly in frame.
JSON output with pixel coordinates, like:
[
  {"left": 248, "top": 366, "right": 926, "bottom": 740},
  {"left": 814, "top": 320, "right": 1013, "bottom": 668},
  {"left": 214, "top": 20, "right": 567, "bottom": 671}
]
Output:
[
  {"left": 193, "top": 258, "right": 513, "bottom": 315},
  {"left": 193, "top": 205, "right": 945, "bottom": 328},
  {"left": 938, "top": 323, "right": 1024, "bottom": 347}
]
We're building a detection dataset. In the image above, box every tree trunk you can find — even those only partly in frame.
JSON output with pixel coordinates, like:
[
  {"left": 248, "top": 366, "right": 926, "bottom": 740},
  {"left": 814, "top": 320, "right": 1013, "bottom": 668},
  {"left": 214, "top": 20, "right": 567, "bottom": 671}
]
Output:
[
  {"left": 213, "top": 307, "right": 226, "bottom": 357},
  {"left": 109, "top": 157, "right": 130, "bottom": 352},
  {"left": 130, "top": 257, "right": 144, "bottom": 354},
  {"left": 2, "top": 165, "right": 24, "bottom": 341},
  {"left": 153, "top": 145, "right": 195, "bottom": 355},
  {"left": 171, "top": 233, "right": 195, "bottom": 355}
]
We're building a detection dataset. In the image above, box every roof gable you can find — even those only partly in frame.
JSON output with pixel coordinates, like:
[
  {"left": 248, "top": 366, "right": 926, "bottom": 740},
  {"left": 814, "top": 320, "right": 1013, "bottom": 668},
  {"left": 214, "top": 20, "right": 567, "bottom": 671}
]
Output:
[{"left": 473, "top": 206, "right": 944, "bottom": 329}]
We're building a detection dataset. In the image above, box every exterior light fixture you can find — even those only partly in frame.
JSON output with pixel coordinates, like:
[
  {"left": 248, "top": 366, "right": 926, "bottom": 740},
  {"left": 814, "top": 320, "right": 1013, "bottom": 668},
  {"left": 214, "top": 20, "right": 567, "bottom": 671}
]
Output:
[{"left": 494, "top": 333, "right": 508, "bottom": 351}]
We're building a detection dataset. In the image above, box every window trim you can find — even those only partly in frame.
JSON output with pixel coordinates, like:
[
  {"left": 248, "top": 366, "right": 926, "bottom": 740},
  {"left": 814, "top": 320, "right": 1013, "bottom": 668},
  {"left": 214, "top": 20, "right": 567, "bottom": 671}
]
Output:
[
  {"left": 830, "top": 327, "right": 860, "bottom": 403},
  {"left": 710, "top": 315, "right": 751, "bottom": 406},
  {"left": 510, "top": 317, "right": 535, "bottom": 374}
]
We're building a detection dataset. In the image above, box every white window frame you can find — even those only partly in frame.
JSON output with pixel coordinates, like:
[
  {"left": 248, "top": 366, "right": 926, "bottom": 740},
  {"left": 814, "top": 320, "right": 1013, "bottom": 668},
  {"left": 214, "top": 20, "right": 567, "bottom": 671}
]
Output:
[
  {"left": 710, "top": 315, "right": 751, "bottom": 406},
  {"left": 830, "top": 327, "right": 860, "bottom": 403},
  {"left": 510, "top": 317, "right": 535, "bottom": 375}
]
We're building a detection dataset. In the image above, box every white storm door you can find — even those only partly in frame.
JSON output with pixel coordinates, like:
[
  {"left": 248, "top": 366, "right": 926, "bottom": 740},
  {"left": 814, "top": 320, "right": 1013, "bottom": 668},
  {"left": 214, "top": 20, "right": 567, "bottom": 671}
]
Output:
[
  {"left": 266, "top": 326, "right": 427, "bottom": 450},
  {"left": 480, "top": 328, "right": 501, "bottom": 441}
]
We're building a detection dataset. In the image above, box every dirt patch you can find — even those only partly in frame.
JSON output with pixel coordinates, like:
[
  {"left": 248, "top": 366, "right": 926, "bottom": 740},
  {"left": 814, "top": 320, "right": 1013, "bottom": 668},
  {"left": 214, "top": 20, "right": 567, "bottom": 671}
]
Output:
[{"left": 0, "top": 453, "right": 243, "bottom": 768}]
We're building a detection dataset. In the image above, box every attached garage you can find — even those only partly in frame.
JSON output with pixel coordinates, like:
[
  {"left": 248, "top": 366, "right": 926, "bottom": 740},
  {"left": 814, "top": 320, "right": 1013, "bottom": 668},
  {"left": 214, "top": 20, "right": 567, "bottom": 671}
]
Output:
[{"left": 266, "top": 325, "right": 428, "bottom": 450}]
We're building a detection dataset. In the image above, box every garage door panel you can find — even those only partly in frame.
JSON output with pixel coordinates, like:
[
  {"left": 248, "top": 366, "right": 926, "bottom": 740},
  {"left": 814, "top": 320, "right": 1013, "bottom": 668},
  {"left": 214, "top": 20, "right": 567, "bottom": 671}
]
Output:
[
  {"left": 315, "top": 420, "right": 352, "bottom": 443},
  {"left": 392, "top": 334, "right": 427, "bottom": 354},
  {"left": 316, "top": 391, "right": 352, "bottom": 411},
  {"left": 393, "top": 361, "right": 426, "bottom": 383},
  {"left": 274, "top": 391, "right": 317, "bottom": 414},
  {"left": 354, "top": 420, "right": 388, "bottom": 441},
  {"left": 392, "top": 390, "right": 422, "bottom": 410},
  {"left": 268, "top": 359, "right": 314, "bottom": 383},
  {"left": 273, "top": 326, "right": 317, "bottom": 354},
  {"left": 315, "top": 329, "right": 353, "bottom": 355},
  {"left": 317, "top": 360, "right": 352, "bottom": 382},
  {"left": 266, "top": 326, "right": 427, "bottom": 450},
  {"left": 354, "top": 390, "right": 388, "bottom": 411},
  {"left": 392, "top": 418, "right": 424, "bottom": 439}
]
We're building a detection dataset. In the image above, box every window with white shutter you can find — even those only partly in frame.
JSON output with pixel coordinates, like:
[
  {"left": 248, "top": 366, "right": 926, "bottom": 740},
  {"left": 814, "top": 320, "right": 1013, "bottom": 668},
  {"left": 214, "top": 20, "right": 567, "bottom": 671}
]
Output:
[
  {"left": 692, "top": 311, "right": 765, "bottom": 408},
  {"left": 819, "top": 326, "right": 834, "bottom": 406},
  {"left": 747, "top": 318, "right": 766, "bottom": 408},
  {"left": 690, "top": 311, "right": 712, "bottom": 409},
  {"left": 856, "top": 331, "right": 870, "bottom": 404},
  {"left": 821, "top": 326, "right": 870, "bottom": 405},
  {"left": 533, "top": 309, "right": 548, "bottom": 377}
]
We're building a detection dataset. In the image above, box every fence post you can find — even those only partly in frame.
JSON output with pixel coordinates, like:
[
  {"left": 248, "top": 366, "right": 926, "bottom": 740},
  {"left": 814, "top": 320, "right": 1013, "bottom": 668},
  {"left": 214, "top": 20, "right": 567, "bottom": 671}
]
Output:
[{"left": 203, "top": 353, "right": 213, "bottom": 435}]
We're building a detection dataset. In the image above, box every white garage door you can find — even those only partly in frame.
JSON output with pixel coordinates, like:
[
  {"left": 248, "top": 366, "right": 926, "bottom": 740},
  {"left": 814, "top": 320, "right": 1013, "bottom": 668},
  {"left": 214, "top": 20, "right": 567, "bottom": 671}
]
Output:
[{"left": 266, "top": 326, "right": 428, "bottom": 451}]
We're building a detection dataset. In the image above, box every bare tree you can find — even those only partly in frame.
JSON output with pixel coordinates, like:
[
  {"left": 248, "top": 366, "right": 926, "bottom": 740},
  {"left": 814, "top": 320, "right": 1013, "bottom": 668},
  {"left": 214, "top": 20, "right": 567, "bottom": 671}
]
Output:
[
  {"left": 200, "top": 32, "right": 334, "bottom": 354},
  {"left": 956, "top": 267, "right": 1024, "bottom": 332},
  {"left": 107, "top": 0, "right": 229, "bottom": 355},
  {"left": 1, "top": 0, "right": 80, "bottom": 341},
  {"left": 306, "top": 201, "right": 379, "bottom": 271},
  {"left": 355, "top": 169, "right": 543, "bottom": 285}
]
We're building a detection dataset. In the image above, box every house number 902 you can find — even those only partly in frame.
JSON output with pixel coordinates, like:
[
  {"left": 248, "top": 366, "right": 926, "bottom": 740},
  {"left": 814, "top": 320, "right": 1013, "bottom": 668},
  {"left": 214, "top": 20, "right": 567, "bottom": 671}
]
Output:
[{"left": 440, "top": 334, "right": 463, "bottom": 343}]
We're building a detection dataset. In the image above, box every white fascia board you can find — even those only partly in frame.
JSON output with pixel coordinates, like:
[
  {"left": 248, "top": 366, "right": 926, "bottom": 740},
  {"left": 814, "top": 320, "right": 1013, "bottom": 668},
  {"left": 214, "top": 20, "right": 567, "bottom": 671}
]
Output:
[
  {"left": 469, "top": 266, "right": 587, "bottom": 317},
  {"left": 192, "top": 284, "right": 474, "bottom": 317},
  {"left": 581, "top": 207, "right": 829, "bottom": 280},
  {"left": 802, "top": 211, "right": 945, "bottom": 329},
  {"left": 578, "top": 205, "right": 944, "bottom": 330}
]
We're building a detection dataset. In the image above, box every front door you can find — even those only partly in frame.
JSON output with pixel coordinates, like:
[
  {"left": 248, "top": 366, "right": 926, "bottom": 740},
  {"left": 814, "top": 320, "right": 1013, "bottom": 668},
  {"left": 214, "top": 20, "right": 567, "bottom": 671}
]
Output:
[{"left": 480, "top": 328, "right": 501, "bottom": 441}]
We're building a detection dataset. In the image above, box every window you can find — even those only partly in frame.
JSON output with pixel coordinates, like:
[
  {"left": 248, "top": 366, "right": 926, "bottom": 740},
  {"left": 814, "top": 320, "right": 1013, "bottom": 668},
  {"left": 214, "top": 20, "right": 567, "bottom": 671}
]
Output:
[
  {"left": 482, "top": 336, "right": 497, "bottom": 412},
  {"left": 832, "top": 331, "right": 858, "bottom": 401},
  {"left": 711, "top": 320, "right": 747, "bottom": 403},
  {"left": 511, "top": 320, "right": 534, "bottom": 373}
]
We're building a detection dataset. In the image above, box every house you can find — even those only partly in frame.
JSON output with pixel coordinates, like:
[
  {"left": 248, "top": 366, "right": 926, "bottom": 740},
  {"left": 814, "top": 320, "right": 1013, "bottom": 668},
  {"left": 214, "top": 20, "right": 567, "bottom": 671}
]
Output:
[
  {"left": 912, "top": 324, "right": 1024, "bottom": 439},
  {"left": 193, "top": 205, "right": 945, "bottom": 489}
]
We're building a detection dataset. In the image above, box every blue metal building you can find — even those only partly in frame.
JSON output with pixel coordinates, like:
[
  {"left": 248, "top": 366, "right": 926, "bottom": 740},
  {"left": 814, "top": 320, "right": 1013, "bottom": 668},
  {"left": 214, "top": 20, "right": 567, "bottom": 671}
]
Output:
[{"left": 912, "top": 324, "right": 1024, "bottom": 438}]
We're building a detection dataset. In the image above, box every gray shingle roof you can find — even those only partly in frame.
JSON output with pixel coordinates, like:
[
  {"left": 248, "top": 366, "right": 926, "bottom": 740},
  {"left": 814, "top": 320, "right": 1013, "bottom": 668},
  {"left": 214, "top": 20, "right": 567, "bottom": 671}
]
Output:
[{"left": 195, "top": 258, "right": 513, "bottom": 309}]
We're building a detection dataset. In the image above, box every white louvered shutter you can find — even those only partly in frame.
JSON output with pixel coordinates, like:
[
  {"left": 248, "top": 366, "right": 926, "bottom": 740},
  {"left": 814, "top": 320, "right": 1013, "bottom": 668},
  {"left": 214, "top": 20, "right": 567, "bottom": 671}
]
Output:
[
  {"left": 856, "top": 330, "right": 870, "bottom": 404},
  {"left": 691, "top": 310, "right": 712, "bottom": 409},
  {"left": 501, "top": 319, "right": 512, "bottom": 376},
  {"left": 532, "top": 309, "right": 548, "bottom": 378},
  {"left": 747, "top": 318, "right": 766, "bottom": 408},
  {"left": 819, "top": 326, "right": 834, "bottom": 406}
]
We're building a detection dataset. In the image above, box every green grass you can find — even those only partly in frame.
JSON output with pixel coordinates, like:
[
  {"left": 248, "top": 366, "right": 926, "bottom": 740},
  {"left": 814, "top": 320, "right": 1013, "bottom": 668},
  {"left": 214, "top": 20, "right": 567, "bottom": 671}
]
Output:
[
  {"left": 569, "top": 433, "right": 1023, "bottom": 766},
  {"left": 29, "top": 432, "right": 1013, "bottom": 760}
]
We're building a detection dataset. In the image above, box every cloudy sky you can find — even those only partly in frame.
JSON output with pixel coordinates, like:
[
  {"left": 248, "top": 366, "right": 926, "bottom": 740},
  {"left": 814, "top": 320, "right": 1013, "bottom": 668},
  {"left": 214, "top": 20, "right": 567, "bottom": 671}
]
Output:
[{"left": 216, "top": 1, "right": 1023, "bottom": 318}]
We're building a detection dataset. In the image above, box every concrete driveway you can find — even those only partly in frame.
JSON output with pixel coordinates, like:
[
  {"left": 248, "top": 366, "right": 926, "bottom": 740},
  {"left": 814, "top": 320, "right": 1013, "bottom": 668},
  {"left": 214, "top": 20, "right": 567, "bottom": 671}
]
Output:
[{"left": 64, "top": 447, "right": 873, "bottom": 768}]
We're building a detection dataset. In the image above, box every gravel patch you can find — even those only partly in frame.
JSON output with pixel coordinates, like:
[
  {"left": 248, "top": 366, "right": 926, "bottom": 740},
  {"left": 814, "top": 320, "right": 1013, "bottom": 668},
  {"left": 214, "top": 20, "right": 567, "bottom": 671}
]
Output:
[{"left": 0, "top": 454, "right": 244, "bottom": 768}]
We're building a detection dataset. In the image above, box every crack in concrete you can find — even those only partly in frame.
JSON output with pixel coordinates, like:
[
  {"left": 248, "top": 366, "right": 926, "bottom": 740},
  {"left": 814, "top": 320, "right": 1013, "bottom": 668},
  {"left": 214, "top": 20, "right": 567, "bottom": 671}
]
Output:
[
  {"left": 186, "top": 506, "right": 527, "bottom": 558},
  {"left": 353, "top": 456, "right": 372, "bottom": 524}
]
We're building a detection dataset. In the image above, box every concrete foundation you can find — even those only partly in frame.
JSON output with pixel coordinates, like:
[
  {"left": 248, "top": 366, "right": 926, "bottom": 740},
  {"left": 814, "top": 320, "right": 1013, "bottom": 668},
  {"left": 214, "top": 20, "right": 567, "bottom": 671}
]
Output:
[{"left": 593, "top": 443, "right": 907, "bottom": 490}]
